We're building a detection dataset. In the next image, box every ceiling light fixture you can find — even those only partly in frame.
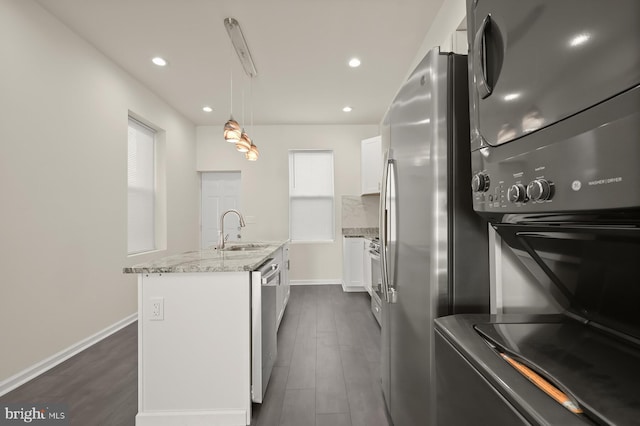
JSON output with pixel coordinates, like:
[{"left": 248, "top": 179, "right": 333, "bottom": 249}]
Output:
[
  {"left": 236, "top": 132, "right": 252, "bottom": 153},
  {"left": 202, "top": 106, "right": 213, "bottom": 112},
  {"left": 151, "top": 57, "right": 167, "bottom": 67},
  {"left": 348, "top": 58, "right": 361, "bottom": 68},
  {"left": 246, "top": 144, "right": 259, "bottom": 161},
  {"left": 569, "top": 33, "right": 590, "bottom": 47},
  {"left": 343, "top": 106, "right": 353, "bottom": 112},
  {"left": 224, "top": 18, "right": 258, "bottom": 78}
]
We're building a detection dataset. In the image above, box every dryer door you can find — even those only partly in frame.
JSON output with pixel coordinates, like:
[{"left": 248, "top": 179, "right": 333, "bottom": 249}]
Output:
[{"left": 467, "top": 0, "right": 640, "bottom": 148}]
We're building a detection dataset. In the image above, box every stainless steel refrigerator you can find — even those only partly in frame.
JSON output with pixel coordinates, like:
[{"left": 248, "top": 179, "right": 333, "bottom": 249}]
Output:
[{"left": 379, "top": 47, "right": 490, "bottom": 426}]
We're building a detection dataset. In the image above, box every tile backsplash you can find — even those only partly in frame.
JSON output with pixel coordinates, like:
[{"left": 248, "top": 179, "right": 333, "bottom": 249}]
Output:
[{"left": 342, "top": 195, "right": 379, "bottom": 229}]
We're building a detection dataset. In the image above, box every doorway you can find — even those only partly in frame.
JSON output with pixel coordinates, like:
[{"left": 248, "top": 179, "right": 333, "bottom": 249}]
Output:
[{"left": 201, "top": 171, "right": 241, "bottom": 249}]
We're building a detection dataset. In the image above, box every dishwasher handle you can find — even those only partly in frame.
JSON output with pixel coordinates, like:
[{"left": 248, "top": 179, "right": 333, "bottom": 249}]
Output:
[{"left": 261, "top": 263, "right": 280, "bottom": 285}]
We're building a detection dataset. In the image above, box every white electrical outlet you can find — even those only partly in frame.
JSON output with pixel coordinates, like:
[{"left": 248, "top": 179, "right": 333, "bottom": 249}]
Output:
[{"left": 150, "top": 297, "right": 164, "bottom": 321}]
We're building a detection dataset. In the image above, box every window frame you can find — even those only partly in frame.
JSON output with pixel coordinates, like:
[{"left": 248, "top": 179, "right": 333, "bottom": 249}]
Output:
[
  {"left": 127, "top": 116, "right": 158, "bottom": 255},
  {"left": 288, "top": 149, "right": 335, "bottom": 243}
]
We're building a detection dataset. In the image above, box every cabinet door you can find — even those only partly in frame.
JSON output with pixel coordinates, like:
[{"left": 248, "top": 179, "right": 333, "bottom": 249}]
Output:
[
  {"left": 342, "top": 237, "right": 364, "bottom": 290},
  {"left": 361, "top": 136, "right": 382, "bottom": 194},
  {"left": 468, "top": 0, "right": 640, "bottom": 148},
  {"left": 274, "top": 247, "right": 285, "bottom": 330},
  {"left": 282, "top": 244, "right": 290, "bottom": 309},
  {"left": 363, "top": 239, "right": 372, "bottom": 295},
  {"left": 276, "top": 244, "right": 290, "bottom": 330}
]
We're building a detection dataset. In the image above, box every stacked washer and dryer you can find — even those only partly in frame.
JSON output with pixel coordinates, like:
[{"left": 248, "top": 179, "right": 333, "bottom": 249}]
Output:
[{"left": 435, "top": 1, "right": 640, "bottom": 425}]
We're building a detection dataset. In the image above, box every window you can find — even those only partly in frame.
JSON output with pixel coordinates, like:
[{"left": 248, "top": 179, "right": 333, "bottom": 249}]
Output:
[
  {"left": 127, "top": 117, "right": 156, "bottom": 254},
  {"left": 289, "top": 150, "right": 335, "bottom": 242}
]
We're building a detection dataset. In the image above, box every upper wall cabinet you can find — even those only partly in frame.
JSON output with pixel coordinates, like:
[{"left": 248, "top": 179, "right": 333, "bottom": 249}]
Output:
[{"left": 361, "top": 136, "right": 382, "bottom": 195}]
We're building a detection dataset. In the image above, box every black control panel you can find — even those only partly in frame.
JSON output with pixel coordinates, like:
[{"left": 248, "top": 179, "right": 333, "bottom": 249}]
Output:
[{"left": 470, "top": 88, "right": 640, "bottom": 217}]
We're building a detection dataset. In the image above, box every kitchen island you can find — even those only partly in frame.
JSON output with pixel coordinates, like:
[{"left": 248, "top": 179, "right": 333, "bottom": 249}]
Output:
[{"left": 124, "top": 241, "right": 289, "bottom": 426}]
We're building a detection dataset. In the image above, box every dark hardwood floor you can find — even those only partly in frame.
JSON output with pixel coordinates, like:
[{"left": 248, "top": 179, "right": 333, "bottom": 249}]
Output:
[{"left": 1, "top": 285, "right": 388, "bottom": 426}]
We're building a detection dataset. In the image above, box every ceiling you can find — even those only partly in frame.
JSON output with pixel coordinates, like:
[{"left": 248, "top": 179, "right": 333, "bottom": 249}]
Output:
[{"left": 35, "top": 0, "right": 446, "bottom": 126}]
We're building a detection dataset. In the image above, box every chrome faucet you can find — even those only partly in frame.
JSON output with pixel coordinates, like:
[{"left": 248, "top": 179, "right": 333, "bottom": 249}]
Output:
[{"left": 218, "top": 209, "right": 246, "bottom": 249}]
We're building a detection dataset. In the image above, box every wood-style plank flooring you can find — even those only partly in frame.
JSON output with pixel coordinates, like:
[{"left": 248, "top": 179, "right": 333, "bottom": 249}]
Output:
[{"left": 1, "top": 285, "right": 388, "bottom": 426}]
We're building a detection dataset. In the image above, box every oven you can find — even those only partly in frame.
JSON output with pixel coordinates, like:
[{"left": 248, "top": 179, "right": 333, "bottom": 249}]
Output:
[{"left": 368, "top": 238, "right": 382, "bottom": 326}]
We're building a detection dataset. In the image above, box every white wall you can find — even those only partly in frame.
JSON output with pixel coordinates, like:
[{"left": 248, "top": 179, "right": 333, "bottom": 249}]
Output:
[
  {"left": 0, "top": 0, "right": 199, "bottom": 384},
  {"left": 197, "top": 124, "right": 378, "bottom": 282},
  {"left": 407, "top": 0, "right": 467, "bottom": 76},
  {"left": 495, "top": 239, "right": 564, "bottom": 315}
]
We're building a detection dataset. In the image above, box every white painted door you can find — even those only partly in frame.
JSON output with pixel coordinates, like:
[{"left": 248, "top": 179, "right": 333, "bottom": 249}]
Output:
[{"left": 201, "top": 172, "right": 241, "bottom": 249}]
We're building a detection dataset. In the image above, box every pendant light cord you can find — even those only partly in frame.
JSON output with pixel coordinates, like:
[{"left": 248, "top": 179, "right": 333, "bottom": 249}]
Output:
[{"left": 229, "top": 41, "right": 233, "bottom": 117}]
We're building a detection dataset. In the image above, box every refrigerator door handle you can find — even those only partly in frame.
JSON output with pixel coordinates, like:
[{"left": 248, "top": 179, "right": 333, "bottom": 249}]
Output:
[
  {"left": 380, "top": 150, "right": 391, "bottom": 303},
  {"left": 380, "top": 151, "right": 398, "bottom": 304},
  {"left": 386, "top": 158, "right": 398, "bottom": 304}
]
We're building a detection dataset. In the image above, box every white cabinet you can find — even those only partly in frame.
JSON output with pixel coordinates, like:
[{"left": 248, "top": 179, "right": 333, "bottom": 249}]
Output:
[
  {"left": 137, "top": 272, "right": 252, "bottom": 424},
  {"left": 363, "top": 238, "right": 372, "bottom": 295},
  {"left": 361, "top": 136, "right": 383, "bottom": 195},
  {"left": 276, "top": 243, "right": 290, "bottom": 330},
  {"left": 342, "top": 237, "right": 365, "bottom": 292}
]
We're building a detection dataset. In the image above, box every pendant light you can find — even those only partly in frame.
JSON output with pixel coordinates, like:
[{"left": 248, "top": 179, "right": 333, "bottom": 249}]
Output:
[
  {"left": 246, "top": 143, "right": 259, "bottom": 161},
  {"left": 237, "top": 132, "right": 252, "bottom": 153},
  {"left": 224, "top": 17, "right": 258, "bottom": 158},
  {"left": 223, "top": 42, "right": 241, "bottom": 143}
]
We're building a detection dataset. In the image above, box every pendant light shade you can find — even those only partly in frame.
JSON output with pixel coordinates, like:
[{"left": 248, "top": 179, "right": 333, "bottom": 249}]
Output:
[
  {"left": 224, "top": 118, "right": 242, "bottom": 142},
  {"left": 236, "top": 131, "right": 251, "bottom": 152},
  {"left": 245, "top": 143, "right": 259, "bottom": 161}
]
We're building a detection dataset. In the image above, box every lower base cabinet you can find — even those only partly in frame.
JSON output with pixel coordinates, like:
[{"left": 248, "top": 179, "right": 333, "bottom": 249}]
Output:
[
  {"left": 342, "top": 237, "right": 366, "bottom": 292},
  {"left": 276, "top": 243, "right": 290, "bottom": 330}
]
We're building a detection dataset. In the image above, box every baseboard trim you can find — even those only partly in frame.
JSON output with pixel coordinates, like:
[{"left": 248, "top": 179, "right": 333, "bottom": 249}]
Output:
[
  {"left": 290, "top": 279, "right": 342, "bottom": 286},
  {"left": 0, "top": 313, "right": 137, "bottom": 397},
  {"left": 341, "top": 283, "right": 367, "bottom": 292},
  {"left": 136, "top": 409, "right": 248, "bottom": 426}
]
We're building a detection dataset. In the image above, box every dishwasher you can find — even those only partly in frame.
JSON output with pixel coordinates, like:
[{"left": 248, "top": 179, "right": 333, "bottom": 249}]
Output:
[{"left": 251, "top": 258, "right": 280, "bottom": 403}]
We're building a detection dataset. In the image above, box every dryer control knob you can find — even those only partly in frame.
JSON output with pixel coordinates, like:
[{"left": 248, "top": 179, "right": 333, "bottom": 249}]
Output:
[
  {"left": 471, "top": 173, "right": 490, "bottom": 193},
  {"left": 508, "top": 184, "right": 527, "bottom": 203},
  {"left": 527, "top": 179, "right": 553, "bottom": 201}
]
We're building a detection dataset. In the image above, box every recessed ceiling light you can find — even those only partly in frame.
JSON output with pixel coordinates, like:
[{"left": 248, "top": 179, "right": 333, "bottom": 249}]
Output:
[
  {"left": 343, "top": 106, "right": 353, "bottom": 112},
  {"left": 348, "top": 58, "right": 361, "bottom": 68},
  {"left": 503, "top": 93, "right": 520, "bottom": 101},
  {"left": 202, "top": 106, "right": 213, "bottom": 112},
  {"left": 569, "top": 33, "right": 590, "bottom": 47},
  {"left": 151, "top": 57, "right": 168, "bottom": 67}
]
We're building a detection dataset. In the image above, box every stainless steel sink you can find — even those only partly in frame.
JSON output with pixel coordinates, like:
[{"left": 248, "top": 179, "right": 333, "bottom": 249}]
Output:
[{"left": 223, "top": 244, "right": 266, "bottom": 251}]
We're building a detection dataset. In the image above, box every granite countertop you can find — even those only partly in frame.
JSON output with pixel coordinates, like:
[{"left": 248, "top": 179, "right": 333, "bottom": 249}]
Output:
[
  {"left": 342, "top": 227, "right": 379, "bottom": 239},
  {"left": 123, "top": 241, "right": 288, "bottom": 274}
]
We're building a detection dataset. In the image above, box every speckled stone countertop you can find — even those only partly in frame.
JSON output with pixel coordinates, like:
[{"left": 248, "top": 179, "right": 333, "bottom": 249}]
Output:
[
  {"left": 342, "top": 227, "right": 379, "bottom": 239},
  {"left": 123, "top": 241, "right": 288, "bottom": 274}
]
